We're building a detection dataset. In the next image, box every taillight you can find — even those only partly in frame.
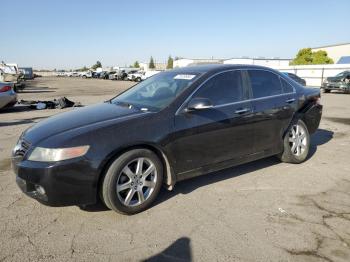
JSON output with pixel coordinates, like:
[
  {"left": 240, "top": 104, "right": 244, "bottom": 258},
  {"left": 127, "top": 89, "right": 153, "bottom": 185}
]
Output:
[{"left": 0, "top": 85, "right": 12, "bottom": 92}]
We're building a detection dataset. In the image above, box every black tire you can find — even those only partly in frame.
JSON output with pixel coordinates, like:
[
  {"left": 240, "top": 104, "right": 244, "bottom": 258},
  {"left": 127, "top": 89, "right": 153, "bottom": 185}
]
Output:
[
  {"left": 278, "top": 120, "right": 310, "bottom": 164},
  {"left": 101, "top": 149, "right": 163, "bottom": 215},
  {"left": 82, "top": 76, "right": 87, "bottom": 79},
  {"left": 323, "top": 89, "right": 330, "bottom": 93}
]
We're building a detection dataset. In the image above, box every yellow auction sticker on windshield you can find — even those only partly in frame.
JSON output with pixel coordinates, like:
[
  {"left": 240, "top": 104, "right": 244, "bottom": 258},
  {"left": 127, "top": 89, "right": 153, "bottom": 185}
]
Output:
[{"left": 174, "top": 74, "right": 196, "bottom": 80}]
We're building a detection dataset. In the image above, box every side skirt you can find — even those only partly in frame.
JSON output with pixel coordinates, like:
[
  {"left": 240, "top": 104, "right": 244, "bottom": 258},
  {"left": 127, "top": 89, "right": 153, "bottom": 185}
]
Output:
[{"left": 176, "top": 148, "right": 280, "bottom": 182}]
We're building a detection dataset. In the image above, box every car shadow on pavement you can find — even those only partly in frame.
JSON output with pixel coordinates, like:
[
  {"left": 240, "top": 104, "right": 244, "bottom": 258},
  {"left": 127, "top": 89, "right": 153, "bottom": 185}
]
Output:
[
  {"left": 142, "top": 237, "right": 192, "bottom": 262},
  {"left": 307, "top": 128, "right": 334, "bottom": 160},
  {"left": 81, "top": 128, "right": 334, "bottom": 213},
  {"left": 0, "top": 116, "right": 48, "bottom": 127},
  {"left": 19, "top": 90, "right": 56, "bottom": 93},
  {"left": 0, "top": 105, "right": 35, "bottom": 113},
  {"left": 156, "top": 156, "right": 280, "bottom": 206},
  {"left": 156, "top": 128, "right": 334, "bottom": 206}
]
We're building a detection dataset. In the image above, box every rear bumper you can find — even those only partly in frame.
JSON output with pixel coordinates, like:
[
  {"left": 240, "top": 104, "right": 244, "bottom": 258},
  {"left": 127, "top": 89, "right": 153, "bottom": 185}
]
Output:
[
  {"left": 0, "top": 91, "right": 17, "bottom": 109},
  {"left": 322, "top": 83, "right": 350, "bottom": 91},
  {"left": 12, "top": 157, "right": 98, "bottom": 206},
  {"left": 303, "top": 104, "right": 322, "bottom": 134}
]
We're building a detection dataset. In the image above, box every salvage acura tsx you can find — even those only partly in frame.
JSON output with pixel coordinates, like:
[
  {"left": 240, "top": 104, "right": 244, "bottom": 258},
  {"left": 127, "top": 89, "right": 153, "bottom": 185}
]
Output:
[{"left": 12, "top": 65, "right": 322, "bottom": 214}]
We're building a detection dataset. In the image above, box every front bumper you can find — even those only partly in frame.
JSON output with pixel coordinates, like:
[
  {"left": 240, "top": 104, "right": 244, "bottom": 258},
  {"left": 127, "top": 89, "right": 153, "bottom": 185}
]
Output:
[
  {"left": 322, "top": 82, "right": 350, "bottom": 91},
  {"left": 12, "top": 156, "right": 98, "bottom": 206}
]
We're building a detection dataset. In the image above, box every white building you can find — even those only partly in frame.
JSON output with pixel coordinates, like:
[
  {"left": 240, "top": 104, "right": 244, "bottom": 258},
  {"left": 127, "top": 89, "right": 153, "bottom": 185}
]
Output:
[
  {"left": 224, "top": 57, "right": 290, "bottom": 67},
  {"left": 139, "top": 62, "right": 166, "bottom": 71},
  {"left": 174, "top": 58, "right": 223, "bottom": 68},
  {"left": 312, "top": 43, "right": 350, "bottom": 64},
  {"left": 174, "top": 57, "right": 291, "bottom": 68}
]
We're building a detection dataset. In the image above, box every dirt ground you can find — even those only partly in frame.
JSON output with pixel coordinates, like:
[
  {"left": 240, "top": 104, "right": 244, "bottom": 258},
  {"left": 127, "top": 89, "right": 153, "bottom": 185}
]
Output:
[{"left": 0, "top": 77, "right": 350, "bottom": 262}]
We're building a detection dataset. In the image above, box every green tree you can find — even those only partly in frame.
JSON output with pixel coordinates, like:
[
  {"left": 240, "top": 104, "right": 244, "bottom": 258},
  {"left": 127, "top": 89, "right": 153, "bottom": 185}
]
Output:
[
  {"left": 290, "top": 48, "right": 333, "bottom": 65},
  {"left": 312, "top": 50, "right": 334, "bottom": 64},
  {"left": 92, "top": 61, "right": 102, "bottom": 70},
  {"left": 133, "top": 61, "right": 140, "bottom": 68},
  {"left": 166, "top": 56, "right": 174, "bottom": 69},
  {"left": 149, "top": 56, "right": 155, "bottom": 69}
]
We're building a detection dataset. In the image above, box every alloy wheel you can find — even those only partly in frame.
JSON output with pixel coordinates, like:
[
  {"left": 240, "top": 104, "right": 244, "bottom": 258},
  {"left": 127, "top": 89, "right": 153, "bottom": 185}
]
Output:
[
  {"left": 289, "top": 124, "right": 307, "bottom": 156},
  {"left": 116, "top": 157, "right": 157, "bottom": 207}
]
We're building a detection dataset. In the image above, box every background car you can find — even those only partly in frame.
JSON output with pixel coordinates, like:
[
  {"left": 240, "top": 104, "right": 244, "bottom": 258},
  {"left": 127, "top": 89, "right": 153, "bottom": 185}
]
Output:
[
  {"left": 18, "top": 67, "right": 34, "bottom": 80},
  {"left": 92, "top": 71, "right": 101, "bottom": 78},
  {"left": 80, "top": 71, "right": 92, "bottom": 78},
  {"left": 127, "top": 71, "right": 144, "bottom": 81},
  {"left": 322, "top": 71, "right": 350, "bottom": 93},
  {"left": 124, "top": 70, "right": 138, "bottom": 80},
  {"left": 0, "top": 82, "right": 17, "bottom": 109},
  {"left": 282, "top": 72, "right": 306, "bottom": 86},
  {"left": 99, "top": 71, "right": 111, "bottom": 80},
  {"left": 105, "top": 71, "right": 116, "bottom": 80},
  {"left": 66, "top": 72, "right": 79, "bottom": 77},
  {"left": 111, "top": 68, "right": 140, "bottom": 80}
]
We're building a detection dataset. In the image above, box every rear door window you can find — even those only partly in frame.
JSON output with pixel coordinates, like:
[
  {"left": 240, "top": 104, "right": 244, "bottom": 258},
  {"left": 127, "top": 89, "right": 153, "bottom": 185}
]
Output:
[
  {"left": 247, "top": 70, "right": 283, "bottom": 98},
  {"left": 194, "top": 70, "right": 245, "bottom": 105},
  {"left": 280, "top": 78, "right": 295, "bottom": 93}
]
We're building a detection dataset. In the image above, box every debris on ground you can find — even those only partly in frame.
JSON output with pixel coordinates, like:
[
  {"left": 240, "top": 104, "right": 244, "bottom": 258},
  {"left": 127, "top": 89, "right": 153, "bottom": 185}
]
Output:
[{"left": 19, "top": 97, "right": 82, "bottom": 110}]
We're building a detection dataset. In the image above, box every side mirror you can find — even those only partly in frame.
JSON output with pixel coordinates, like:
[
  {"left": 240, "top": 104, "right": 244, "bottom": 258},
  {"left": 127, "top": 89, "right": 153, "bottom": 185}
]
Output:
[{"left": 187, "top": 98, "right": 213, "bottom": 111}]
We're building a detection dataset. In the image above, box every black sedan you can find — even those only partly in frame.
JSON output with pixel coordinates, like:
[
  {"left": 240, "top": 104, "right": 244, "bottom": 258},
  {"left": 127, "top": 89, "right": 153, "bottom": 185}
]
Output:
[{"left": 12, "top": 65, "right": 322, "bottom": 214}]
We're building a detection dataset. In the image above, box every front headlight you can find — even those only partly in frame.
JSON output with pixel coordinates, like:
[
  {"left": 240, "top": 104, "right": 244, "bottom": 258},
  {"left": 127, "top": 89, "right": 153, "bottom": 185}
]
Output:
[{"left": 28, "top": 146, "right": 90, "bottom": 162}]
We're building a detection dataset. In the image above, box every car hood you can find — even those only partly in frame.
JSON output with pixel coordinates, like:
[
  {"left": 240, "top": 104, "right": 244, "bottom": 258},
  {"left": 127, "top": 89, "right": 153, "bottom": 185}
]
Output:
[
  {"left": 23, "top": 102, "right": 144, "bottom": 145},
  {"left": 326, "top": 76, "right": 342, "bottom": 82}
]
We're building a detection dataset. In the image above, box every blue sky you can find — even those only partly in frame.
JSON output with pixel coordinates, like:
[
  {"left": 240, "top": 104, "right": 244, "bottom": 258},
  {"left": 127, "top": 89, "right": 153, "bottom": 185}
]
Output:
[{"left": 1, "top": 0, "right": 348, "bottom": 69}]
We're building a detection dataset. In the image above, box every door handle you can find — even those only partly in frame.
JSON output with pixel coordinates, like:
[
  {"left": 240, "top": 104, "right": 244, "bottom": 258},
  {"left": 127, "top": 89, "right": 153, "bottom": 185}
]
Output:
[
  {"left": 234, "top": 108, "right": 250, "bottom": 114},
  {"left": 285, "top": 98, "right": 296, "bottom": 103}
]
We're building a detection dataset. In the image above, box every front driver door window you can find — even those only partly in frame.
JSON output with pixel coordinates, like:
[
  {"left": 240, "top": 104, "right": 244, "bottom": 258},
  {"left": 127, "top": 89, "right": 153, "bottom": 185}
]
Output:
[{"left": 171, "top": 70, "right": 254, "bottom": 175}]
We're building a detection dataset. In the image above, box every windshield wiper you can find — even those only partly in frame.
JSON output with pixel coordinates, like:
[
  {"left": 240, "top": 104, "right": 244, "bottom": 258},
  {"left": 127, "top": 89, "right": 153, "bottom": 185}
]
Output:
[{"left": 114, "top": 101, "right": 140, "bottom": 110}]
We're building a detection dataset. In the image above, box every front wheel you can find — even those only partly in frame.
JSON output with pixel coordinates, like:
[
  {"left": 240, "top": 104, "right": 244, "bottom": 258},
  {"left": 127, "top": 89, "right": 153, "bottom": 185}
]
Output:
[
  {"left": 278, "top": 120, "right": 310, "bottom": 164},
  {"left": 101, "top": 149, "right": 163, "bottom": 214}
]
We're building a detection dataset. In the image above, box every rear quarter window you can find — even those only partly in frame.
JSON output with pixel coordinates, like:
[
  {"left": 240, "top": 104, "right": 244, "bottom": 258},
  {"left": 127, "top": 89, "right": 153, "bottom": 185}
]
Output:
[{"left": 280, "top": 78, "right": 295, "bottom": 93}]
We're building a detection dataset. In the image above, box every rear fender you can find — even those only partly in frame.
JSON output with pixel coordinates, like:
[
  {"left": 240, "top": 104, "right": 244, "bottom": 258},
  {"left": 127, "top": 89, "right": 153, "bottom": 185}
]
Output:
[
  {"left": 284, "top": 103, "right": 322, "bottom": 138},
  {"left": 301, "top": 104, "right": 322, "bottom": 134}
]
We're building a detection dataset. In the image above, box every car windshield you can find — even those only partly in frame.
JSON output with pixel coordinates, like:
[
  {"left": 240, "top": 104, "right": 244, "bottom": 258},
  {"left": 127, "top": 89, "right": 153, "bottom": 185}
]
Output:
[
  {"left": 111, "top": 71, "right": 201, "bottom": 111},
  {"left": 335, "top": 71, "right": 348, "bottom": 77}
]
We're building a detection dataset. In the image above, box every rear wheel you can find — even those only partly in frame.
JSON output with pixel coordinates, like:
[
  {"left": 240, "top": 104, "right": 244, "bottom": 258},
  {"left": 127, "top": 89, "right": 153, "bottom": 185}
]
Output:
[
  {"left": 323, "top": 89, "right": 330, "bottom": 93},
  {"left": 279, "top": 120, "right": 310, "bottom": 163},
  {"left": 102, "top": 149, "right": 163, "bottom": 214}
]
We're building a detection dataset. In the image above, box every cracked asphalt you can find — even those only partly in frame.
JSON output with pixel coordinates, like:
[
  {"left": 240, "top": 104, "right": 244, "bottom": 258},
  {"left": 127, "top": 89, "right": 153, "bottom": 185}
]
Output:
[{"left": 0, "top": 77, "right": 350, "bottom": 262}]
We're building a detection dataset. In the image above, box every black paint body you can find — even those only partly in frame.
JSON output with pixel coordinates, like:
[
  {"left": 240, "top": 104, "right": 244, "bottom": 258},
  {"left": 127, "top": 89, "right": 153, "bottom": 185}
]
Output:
[{"left": 12, "top": 65, "right": 322, "bottom": 206}]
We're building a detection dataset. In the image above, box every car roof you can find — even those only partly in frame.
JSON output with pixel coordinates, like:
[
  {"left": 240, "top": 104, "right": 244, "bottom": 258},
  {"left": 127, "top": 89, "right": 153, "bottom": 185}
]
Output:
[{"left": 170, "top": 64, "right": 278, "bottom": 74}]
